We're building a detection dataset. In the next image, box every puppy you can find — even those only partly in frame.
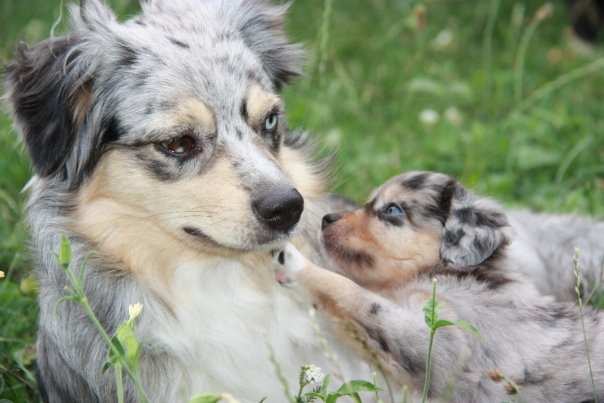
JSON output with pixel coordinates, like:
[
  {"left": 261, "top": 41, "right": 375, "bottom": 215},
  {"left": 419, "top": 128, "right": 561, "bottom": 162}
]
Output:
[{"left": 273, "top": 171, "right": 604, "bottom": 402}]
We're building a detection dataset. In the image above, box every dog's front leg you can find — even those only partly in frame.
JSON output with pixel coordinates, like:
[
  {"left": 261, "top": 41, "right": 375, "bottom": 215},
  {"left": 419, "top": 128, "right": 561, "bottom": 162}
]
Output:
[{"left": 272, "top": 243, "right": 467, "bottom": 395}]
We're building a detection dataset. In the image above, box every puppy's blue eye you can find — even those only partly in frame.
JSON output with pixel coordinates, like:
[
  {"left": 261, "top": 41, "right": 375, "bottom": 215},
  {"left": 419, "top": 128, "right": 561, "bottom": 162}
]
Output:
[
  {"left": 264, "top": 114, "right": 278, "bottom": 131},
  {"left": 384, "top": 204, "right": 404, "bottom": 217}
]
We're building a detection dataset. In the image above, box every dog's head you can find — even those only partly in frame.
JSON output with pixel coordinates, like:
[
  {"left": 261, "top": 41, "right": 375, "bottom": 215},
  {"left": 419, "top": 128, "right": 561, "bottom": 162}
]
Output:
[
  {"left": 5, "top": 0, "right": 324, "bottom": 252},
  {"left": 321, "top": 171, "right": 510, "bottom": 290}
]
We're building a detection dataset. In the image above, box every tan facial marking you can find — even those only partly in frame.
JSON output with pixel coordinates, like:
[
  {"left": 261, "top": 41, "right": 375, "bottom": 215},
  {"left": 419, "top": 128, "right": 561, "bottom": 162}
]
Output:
[
  {"left": 69, "top": 147, "right": 266, "bottom": 300},
  {"left": 246, "top": 84, "right": 281, "bottom": 127},
  {"left": 146, "top": 97, "right": 216, "bottom": 137},
  {"left": 279, "top": 146, "right": 328, "bottom": 199},
  {"left": 323, "top": 203, "right": 442, "bottom": 292},
  {"left": 175, "top": 97, "right": 216, "bottom": 133}
]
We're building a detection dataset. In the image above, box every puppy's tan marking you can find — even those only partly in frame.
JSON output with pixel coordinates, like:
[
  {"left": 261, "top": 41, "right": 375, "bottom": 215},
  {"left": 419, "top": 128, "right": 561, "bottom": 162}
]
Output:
[{"left": 323, "top": 201, "right": 442, "bottom": 291}]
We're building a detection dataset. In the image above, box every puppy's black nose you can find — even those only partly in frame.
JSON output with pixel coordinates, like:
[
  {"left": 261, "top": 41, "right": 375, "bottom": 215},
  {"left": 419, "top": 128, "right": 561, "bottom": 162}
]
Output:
[
  {"left": 322, "top": 213, "right": 341, "bottom": 230},
  {"left": 252, "top": 188, "right": 304, "bottom": 233}
]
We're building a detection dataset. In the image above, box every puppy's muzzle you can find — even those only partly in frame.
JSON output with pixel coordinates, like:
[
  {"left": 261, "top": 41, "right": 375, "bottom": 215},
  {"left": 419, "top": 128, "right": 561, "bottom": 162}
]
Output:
[
  {"left": 252, "top": 188, "right": 304, "bottom": 233},
  {"left": 321, "top": 213, "right": 341, "bottom": 230}
]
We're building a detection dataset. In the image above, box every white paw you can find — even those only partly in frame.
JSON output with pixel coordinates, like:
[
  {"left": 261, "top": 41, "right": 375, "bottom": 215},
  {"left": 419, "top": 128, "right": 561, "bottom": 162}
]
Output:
[{"left": 272, "top": 243, "right": 306, "bottom": 287}]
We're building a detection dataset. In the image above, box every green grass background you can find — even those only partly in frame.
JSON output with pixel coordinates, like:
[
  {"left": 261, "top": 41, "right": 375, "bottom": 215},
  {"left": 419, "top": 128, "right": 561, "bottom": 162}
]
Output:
[{"left": 1, "top": 0, "right": 603, "bottom": 401}]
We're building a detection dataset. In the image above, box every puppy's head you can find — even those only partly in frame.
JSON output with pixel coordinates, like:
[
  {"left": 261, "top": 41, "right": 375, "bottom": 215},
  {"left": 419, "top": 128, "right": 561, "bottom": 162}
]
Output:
[
  {"left": 5, "top": 0, "right": 323, "bottom": 252},
  {"left": 321, "top": 171, "right": 509, "bottom": 290}
]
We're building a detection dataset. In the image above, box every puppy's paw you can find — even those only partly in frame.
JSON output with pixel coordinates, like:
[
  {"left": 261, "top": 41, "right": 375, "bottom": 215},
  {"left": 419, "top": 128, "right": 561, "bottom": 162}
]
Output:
[{"left": 272, "top": 243, "right": 306, "bottom": 287}]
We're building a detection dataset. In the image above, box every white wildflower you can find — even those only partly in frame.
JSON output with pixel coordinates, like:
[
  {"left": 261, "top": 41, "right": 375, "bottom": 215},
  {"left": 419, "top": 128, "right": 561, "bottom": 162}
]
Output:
[
  {"left": 301, "top": 364, "right": 324, "bottom": 384},
  {"left": 431, "top": 29, "right": 453, "bottom": 50},
  {"left": 0, "top": 270, "right": 5, "bottom": 279},
  {"left": 128, "top": 302, "right": 143, "bottom": 320},
  {"left": 445, "top": 106, "right": 463, "bottom": 125},
  {"left": 419, "top": 109, "right": 439, "bottom": 126}
]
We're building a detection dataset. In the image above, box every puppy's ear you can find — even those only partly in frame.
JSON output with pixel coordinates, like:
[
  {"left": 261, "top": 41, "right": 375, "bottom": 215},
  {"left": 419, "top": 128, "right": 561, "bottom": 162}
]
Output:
[
  {"left": 4, "top": 36, "right": 93, "bottom": 178},
  {"left": 439, "top": 180, "right": 509, "bottom": 267},
  {"left": 238, "top": 2, "right": 305, "bottom": 90}
]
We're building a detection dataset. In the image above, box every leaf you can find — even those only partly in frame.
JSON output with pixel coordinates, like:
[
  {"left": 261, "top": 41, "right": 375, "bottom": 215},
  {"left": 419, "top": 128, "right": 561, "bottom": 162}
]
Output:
[
  {"left": 19, "top": 274, "right": 39, "bottom": 296},
  {"left": 451, "top": 320, "right": 481, "bottom": 338},
  {"left": 58, "top": 235, "right": 71, "bottom": 268},
  {"left": 101, "top": 361, "right": 113, "bottom": 374},
  {"left": 407, "top": 77, "right": 444, "bottom": 96},
  {"left": 515, "top": 145, "right": 561, "bottom": 171},
  {"left": 432, "top": 319, "right": 455, "bottom": 330},
  {"left": 422, "top": 299, "right": 443, "bottom": 328},
  {"left": 325, "top": 380, "right": 380, "bottom": 402},
  {"left": 188, "top": 394, "right": 223, "bottom": 403},
  {"left": 334, "top": 380, "right": 380, "bottom": 393},
  {"left": 422, "top": 301, "right": 433, "bottom": 327},
  {"left": 320, "top": 374, "right": 331, "bottom": 394},
  {"left": 115, "top": 321, "right": 141, "bottom": 371}
]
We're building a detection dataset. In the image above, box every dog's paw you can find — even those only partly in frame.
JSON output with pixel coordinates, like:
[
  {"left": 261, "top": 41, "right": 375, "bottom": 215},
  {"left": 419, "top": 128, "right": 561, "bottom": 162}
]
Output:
[{"left": 272, "top": 243, "right": 306, "bottom": 287}]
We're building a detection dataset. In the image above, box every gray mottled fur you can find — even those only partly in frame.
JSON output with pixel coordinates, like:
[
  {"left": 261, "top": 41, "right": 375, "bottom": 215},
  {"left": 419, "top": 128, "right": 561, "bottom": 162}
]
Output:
[
  {"left": 275, "top": 172, "right": 604, "bottom": 402},
  {"left": 2, "top": 1, "right": 603, "bottom": 402}
]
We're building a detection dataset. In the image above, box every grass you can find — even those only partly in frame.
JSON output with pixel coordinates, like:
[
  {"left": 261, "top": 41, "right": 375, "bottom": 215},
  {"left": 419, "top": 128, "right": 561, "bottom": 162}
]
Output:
[{"left": 1, "top": 0, "right": 603, "bottom": 401}]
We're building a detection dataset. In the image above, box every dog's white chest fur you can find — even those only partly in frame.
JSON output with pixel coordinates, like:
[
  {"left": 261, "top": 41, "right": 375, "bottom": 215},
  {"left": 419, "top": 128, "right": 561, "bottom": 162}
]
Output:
[{"left": 145, "top": 258, "right": 368, "bottom": 402}]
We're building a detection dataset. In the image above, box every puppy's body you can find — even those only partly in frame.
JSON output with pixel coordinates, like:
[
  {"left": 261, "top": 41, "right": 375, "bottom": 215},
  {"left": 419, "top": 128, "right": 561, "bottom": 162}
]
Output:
[
  {"left": 274, "top": 172, "right": 604, "bottom": 402},
  {"left": 4, "top": 1, "right": 604, "bottom": 402},
  {"left": 508, "top": 211, "right": 604, "bottom": 301}
]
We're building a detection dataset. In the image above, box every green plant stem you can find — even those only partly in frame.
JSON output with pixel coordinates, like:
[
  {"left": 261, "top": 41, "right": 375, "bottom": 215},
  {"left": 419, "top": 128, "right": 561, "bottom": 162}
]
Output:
[
  {"left": 317, "top": 0, "right": 333, "bottom": 87},
  {"left": 513, "top": 14, "right": 542, "bottom": 103},
  {"left": 511, "top": 57, "right": 604, "bottom": 117},
  {"left": 266, "top": 341, "right": 294, "bottom": 403},
  {"left": 295, "top": 383, "right": 305, "bottom": 401},
  {"left": 574, "top": 249, "right": 598, "bottom": 402},
  {"left": 61, "top": 261, "right": 150, "bottom": 402},
  {"left": 421, "top": 281, "right": 437, "bottom": 403},
  {"left": 116, "top": 364, "right": 124, "bottom": 403},
  {"left": 482, "top": 0, "right": 500, "bottom": 106}
]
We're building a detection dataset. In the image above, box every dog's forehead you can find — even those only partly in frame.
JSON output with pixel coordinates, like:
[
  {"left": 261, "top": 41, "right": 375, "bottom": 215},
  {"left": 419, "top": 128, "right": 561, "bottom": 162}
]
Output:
[{"left": 97, "top": 3, "right": 275, "bottom": 129}]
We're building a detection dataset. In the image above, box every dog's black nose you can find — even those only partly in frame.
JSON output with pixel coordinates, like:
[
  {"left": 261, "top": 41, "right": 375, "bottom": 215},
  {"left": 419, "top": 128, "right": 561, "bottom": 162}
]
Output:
[
  {"left": 322, "top": 213, "right": 341, "bottom": 230},
  {"left": 252, "top": 188, "right": 304, "bottom": 233}
]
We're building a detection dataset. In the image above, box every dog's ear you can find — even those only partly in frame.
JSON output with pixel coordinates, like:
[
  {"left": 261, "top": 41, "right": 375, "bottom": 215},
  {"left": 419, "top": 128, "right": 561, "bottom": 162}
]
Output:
[
  {"left": 238, "top": 1, "right": 305, "bottom": 90},
  {"left": 439, "top": 180, "right": 509, "bottom": 268},
  {"left": 4, "top": 0, "right": 116, "bottom": 180},
  {"left": 4, "top": 36, "right": 92, "bottom": 178}
]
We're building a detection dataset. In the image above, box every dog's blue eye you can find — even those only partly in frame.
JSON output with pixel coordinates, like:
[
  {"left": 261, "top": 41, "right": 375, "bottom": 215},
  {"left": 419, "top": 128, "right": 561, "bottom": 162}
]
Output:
[
  {"left": 384, "top": 204, "right": 404, "bottom": 217},
  {"left": 264, "top": 114, "right": 278, "bottom": 131}
]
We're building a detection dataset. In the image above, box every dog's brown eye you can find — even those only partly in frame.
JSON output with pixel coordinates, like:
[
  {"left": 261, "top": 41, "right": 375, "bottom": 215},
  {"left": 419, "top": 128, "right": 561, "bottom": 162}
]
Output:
[{"left": 160, "top": 135, "right": 198, "bottom": 155}]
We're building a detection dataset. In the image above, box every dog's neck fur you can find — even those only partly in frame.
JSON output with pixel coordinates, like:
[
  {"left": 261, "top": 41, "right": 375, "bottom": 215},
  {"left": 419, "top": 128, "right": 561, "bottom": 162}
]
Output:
[{"left": 27, "top": 145, "right": 369, "bottom": 401}]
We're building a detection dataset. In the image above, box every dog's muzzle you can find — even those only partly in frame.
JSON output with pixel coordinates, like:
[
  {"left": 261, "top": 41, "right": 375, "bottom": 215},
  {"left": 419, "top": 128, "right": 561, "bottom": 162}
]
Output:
[{"left": 252, "top": 188, "right": 304, "bottom": 234}]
